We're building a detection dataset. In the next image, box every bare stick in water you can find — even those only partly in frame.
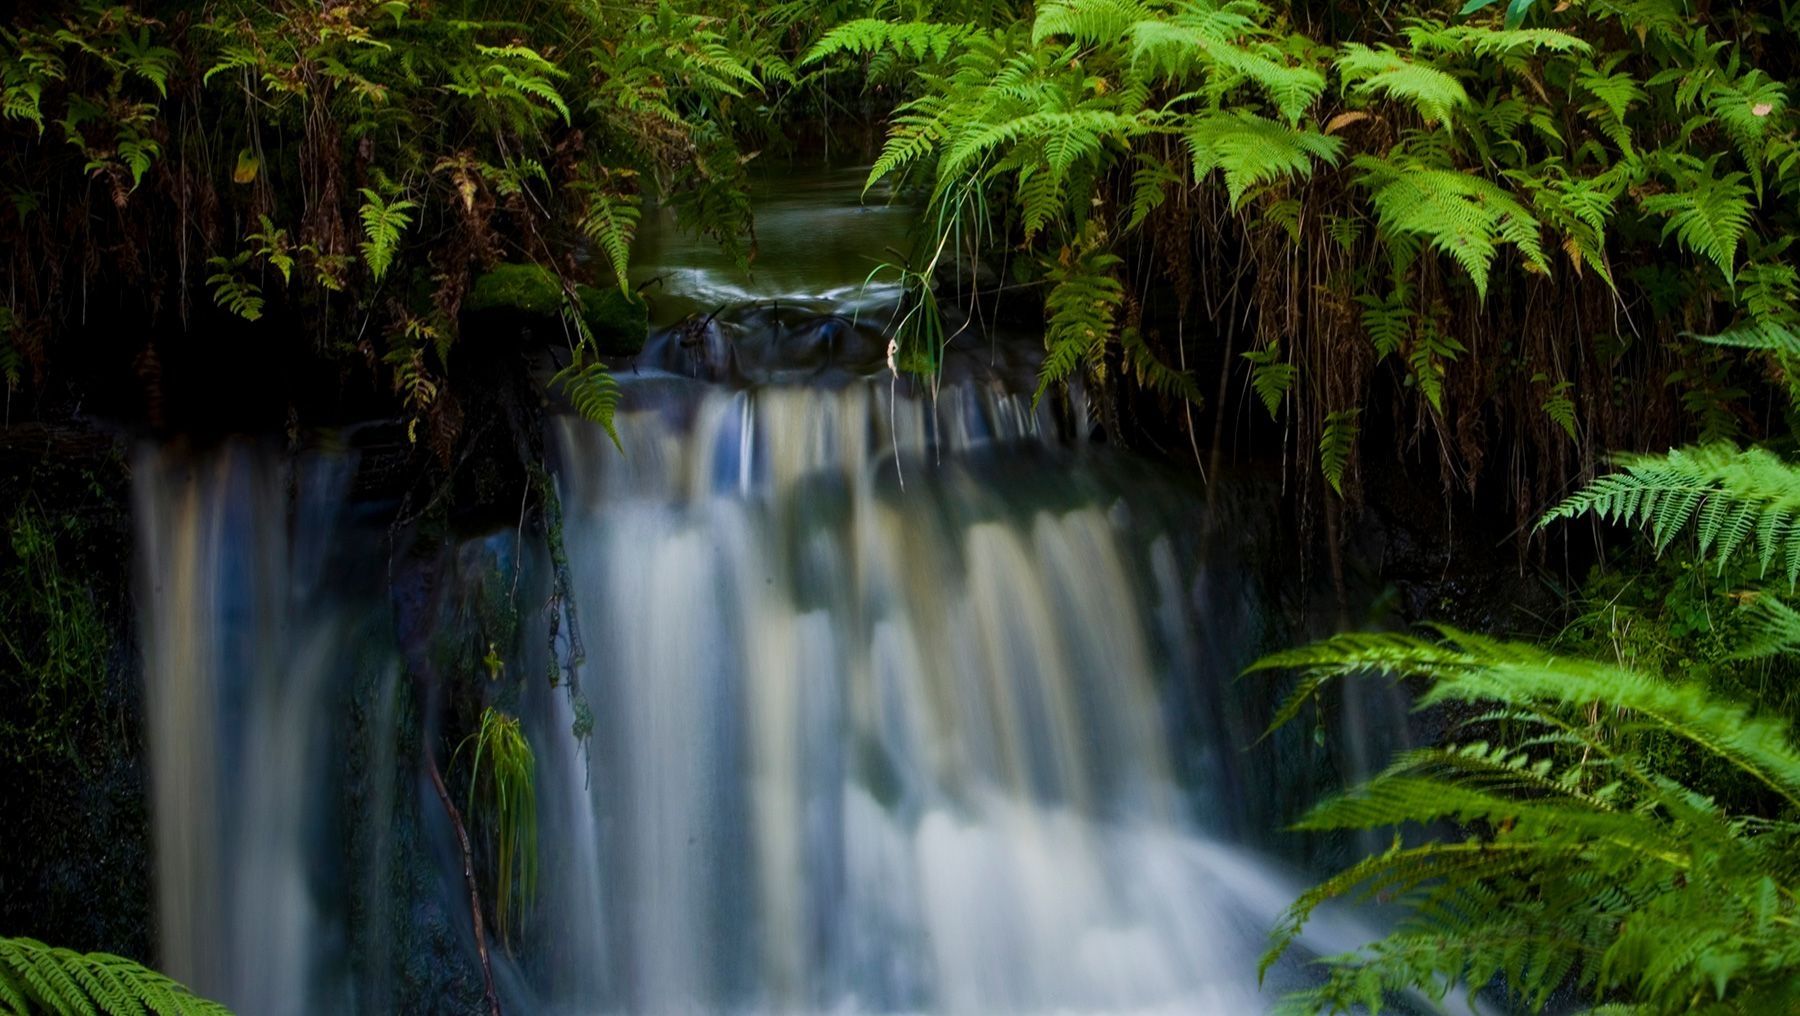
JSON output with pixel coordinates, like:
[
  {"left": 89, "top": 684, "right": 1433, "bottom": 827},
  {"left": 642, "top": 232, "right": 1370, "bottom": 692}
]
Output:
[{"left": 427, "top": 746, "right": 504, "bottom": 1016}]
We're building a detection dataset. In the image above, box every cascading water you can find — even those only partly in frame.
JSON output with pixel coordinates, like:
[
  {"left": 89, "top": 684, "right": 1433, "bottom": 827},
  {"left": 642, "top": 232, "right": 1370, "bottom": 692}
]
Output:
[
  {"left": 135, "top": 446, "right": 391, "bottom": 1016},
  {"left": 130, "top": 163, "right": 1428, "bottom": 1015},
  {"left": 527, "top": 381, "right": 1330, "bottom": 1014}
]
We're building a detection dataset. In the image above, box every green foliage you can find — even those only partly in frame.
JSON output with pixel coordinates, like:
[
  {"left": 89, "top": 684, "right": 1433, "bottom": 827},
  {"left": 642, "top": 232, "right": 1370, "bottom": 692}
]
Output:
[
  {"left": 1541, "top": 445, "right": 1800, "bottom": 581},
  {"left": 1185, "top": 111, "right": 1341, "bottom": 210},
  {"left": 204, "top": 254, "right": 263, "bottom": 323},
  {"left": 575, "top": 177, "right": 642, "bottom": 293},
  {"left": 0, "top": 935, "right": 232, "bottom": 1016},
  {"left": 1253, "top": 624, "right": 1800, "bottom": 1015},
  {"left": 1036, "top": 239, "right": 1125, "bottom": 405},
  {"left": 355, "top": 188, "right": 417, "bottom": 285},
  {"left": 1319, "top": 408, "right": 1359, "bottom": 495},
  {"left": 1639, "top": 159, "right": 1753, "bottom": 284},
  {"left": 1336, "top": 43, "right": 1469, "bottom": 127},
  {"left": 552, "top": 296, "right": 624, "bottom": 451},
  {"left": 1260, "top": 440, "right": 1800, "bottom": 1013},
  {"left": 455, "top": 707, "right": 537, "bottom": 953},
  {"left": 852, "top": 0, "right": 1800, "bottom": 513},
  {"left": 801, "top": 18, "right": 972, "bottom": 65},
  {"left": 0, "top": 506, "right": 109, "bottom": 767},
  {"left": 1242, "top": 340, "right": 1294, "bottom": 419},
  {"left": 1356, "top": 155, "right": 1547, "bottom": 301}
]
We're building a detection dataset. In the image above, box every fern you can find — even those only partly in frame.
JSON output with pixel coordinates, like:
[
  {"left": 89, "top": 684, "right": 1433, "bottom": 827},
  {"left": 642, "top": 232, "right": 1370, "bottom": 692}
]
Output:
[
  {"left": 1320, "top": 407, "right": 1360, "bottom": 495},
  {"left": 1241, "top": 340, "right": 1295, "bottom": 419},
  {"left": 1638, "top": 160, "right": 1753, "bottom": 284},
  {"left": 0, "top": 936, "right": 233, "bottom": 1016},
  {"left": 1035, "top": 242, "right": 1124, "bottom": 405},
  {"left": 1407, "top": 317, "right": 1465, "bottom": 413},
  {"left": 1357, "top": 155, "right": 1546, "bottom": 299},
  {"left": 204, "top": 254, "right": 263, "bottom": 322},
  {"left": 1121, "top": 327, "right": 1202, "bottom": 404},
  {"left": 356, "top": 188, "right": 417, "bottom": 285},
  {"left": 1184, "top": 111, "right": 1342, "bottom": 210},
  {"left": 1541, "top": 444, "right": 1800, "bottom": 582},
  {"left": 1336, "top": 43, "right": 1470, "bottom": 127},
  {"left": 1536, "top": 374, "right": 1578, "bottom": 441},
  {"left": 1692, "top": 319, "right": 1800, "bottom": 356},
  {"left": 576, "top": 182, "right": 641, "bottom": 292},
  {"left": 1358, "top": 286, "right": 1413, "bottom": 361},
  {"left": 800, "top": 19, "right": 973, "bottom": 65},
  {"left": 552, "top": 303, "right": 623, "bottom": 453},
  {"left": 1252, "top": 625, "right": 1800, "bottom": 1014}
]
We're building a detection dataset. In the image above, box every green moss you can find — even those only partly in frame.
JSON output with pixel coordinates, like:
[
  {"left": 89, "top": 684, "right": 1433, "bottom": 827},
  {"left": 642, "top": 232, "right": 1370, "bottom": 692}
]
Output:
[
  {"left": 576, "top": 284, "right": 648, "bottom": 355},
  {"left": 462, "top": 266, "right": 646, "bottom": 355},
  {"left": 896, "top": 340, "right": 937, "bottom": 378},
  {"left": 465, "top": 263, "right": 564, "bottom": 318}
]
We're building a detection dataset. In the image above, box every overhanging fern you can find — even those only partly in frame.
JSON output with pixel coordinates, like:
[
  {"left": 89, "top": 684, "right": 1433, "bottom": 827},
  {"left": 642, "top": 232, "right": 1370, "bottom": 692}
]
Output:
[
  {"left": 1252, "top": 625, "right": 1800, "bottom": 1015},
  {"left": 0, "top": 936, "right": 233, "bottom": 1016},
  {"left": 1540, "top": 444, "right": 1800, "bottom": 582}
]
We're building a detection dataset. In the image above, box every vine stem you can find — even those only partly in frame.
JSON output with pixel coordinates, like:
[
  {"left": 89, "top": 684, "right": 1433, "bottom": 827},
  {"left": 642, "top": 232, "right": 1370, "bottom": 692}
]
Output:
[{"left": 427, "top": 744, "right": 503, "bottom": 1016}]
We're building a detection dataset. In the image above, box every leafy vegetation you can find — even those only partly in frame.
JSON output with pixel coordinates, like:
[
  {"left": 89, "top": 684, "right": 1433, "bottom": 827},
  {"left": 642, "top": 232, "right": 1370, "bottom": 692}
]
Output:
[
  {"left": 820, "top": 0, "right": 1800, "bottom": 538},
  {"left": 0, "top": 0, "right": 839, "bottom": 442},
  {"left": 0, "top": 505, "right": 110, "bottom": 767},
  {"left": 453, "top": 706, "right": 537, "bottom": 954},
  {"left": 0, "top": 935, "right": 233, "bottom": 1016},
  {"left": 1254, "top": 441, "right": 1800, "bottom": 1013}
]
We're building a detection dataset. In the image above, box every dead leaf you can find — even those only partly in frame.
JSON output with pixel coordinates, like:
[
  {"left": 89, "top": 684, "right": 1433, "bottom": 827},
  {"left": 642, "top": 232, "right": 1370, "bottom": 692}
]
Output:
[
  {"left": 1325, "top": 111, "right": 1371, "bottom": 135},
  {"left": 232, "top": 147, "right": 259, "bottom": 185}
]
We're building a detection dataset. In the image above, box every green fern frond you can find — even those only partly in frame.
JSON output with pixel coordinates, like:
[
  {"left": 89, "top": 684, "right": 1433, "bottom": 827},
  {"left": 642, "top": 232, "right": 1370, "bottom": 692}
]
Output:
[
  {"left": 1337, "top": 43, "right": 1470, "bottom": 127},
  {"left": 1357, "top": 287, "right": 1413, "bottom": 360},
  {"left": 1121, "top": 327, "right": 1202, "bottom": 404},
  {"left": 578, "top": 186, "right": 641, "bottom": 292},
  {"left": 800, "top": 18, "right": 973, "bottom": 66},
  {"left": 1540, "top": 445, "right": 1800, "bottom": 582},
  {"left": 1184, "top": 111, "right": 1342, "bottom": 210},
  {"left": 1125, "top": 153, "right": 1181, "bottom": 229},
  {"left": 356, "top": 188, "right": 417, "bottom": 284},
  {"left": 1241, "top": 340, "right": 1295, "bottom": 419},
  {"left": 1409, "top": 24, "right": 1590, "bottom": 57},
  {"left": 1356, "top": 155, "right": 1545, "bottom": 299},
  {"left": 204, "top": 255, "right": 263, "bottom": 322},
  {"left": 1031, "top": 0, "right": 1152, "bottom": 47},
  {"left": 0, "top": 937, "right": 232, "bottom": 1016},
  {"left": 1320, "top": 407, "right": 1360, "bottom": 495},
  {"left": 939, "top": 109, "right": 1144, "bottom": 190},
  {"left": 1035, "top": 243, "right": 1124, "bottom": 405},
  {"left": 552, "top": 355, "right": 622, "bottom": 450},
  {"left": 1638, "top": 163, "right": 1752, "bottom": 284},
  {"left": 1690, "top": 319, "right": 1800, "bottom": 356}
]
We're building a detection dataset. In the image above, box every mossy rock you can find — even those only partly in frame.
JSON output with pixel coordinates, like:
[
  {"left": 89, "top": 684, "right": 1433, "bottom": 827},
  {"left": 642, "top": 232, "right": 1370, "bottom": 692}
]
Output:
[
  {"left": 464, "top": 264, "right": 646, "bottom": 355},
  {"left": 466, "top": 263, "right": 564, "bottom": 318},
  {"left": 575, "top": 284, "right": 648, "bottom": 356}
]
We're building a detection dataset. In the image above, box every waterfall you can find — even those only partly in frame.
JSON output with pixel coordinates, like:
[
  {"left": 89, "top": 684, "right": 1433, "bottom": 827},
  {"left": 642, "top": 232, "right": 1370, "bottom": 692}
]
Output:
[
  {"left": 135, "top": 445, "right": 383, "bottom": 1015},
  {"left": 133, "top": 379, "right": 1402, "bottom": 1015},
  {"left": 526, "top": 380, "right": 1337, "bottom": 1014}
]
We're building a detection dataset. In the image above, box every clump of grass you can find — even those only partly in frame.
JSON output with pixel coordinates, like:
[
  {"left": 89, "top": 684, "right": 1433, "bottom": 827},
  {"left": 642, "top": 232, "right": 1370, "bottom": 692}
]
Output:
[{"left": 455, "top": 706, "right": 537, "bottom": 951}]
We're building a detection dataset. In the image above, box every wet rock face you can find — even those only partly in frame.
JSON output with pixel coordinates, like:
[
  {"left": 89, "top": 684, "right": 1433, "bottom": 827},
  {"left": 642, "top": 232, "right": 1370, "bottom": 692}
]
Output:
[
  {"left": 636, "top": 312, "right": 748, "bottom": 384},
  {"left": 627, "top": 302, "right": 1046, "bottom": 393}
]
